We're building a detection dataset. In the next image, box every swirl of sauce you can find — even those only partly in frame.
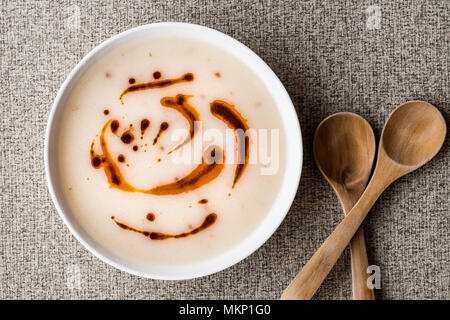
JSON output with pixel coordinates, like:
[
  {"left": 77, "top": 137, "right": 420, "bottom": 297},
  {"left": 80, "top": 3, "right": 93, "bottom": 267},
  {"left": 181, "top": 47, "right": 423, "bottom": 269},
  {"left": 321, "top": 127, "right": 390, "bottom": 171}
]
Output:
[
  {"left": 90, "top": 120, "right": 225, "bottom": 195},
  {"left": 152, "top": 121, "right": 169, "bottom": 145},
  {"left": 91, "top": 71, "right": 251, "bottom": 241},
  {"left": 119, "top": 73, "right": 194, "bottom": 103},
  {"left": 91, "top": 120, "right": 136, "bottom": 192},
  {"left": 111, "top": 213, "right": 217, "bottom": 240},
  {"left": 210, "top": 100, "right": 249, "bottom": 188},
  {"left": 160, "top": 94, "right": 200, "bottom": 153},
  {"left": 145, "top": 147, "right": 224, "bottom": 195}
]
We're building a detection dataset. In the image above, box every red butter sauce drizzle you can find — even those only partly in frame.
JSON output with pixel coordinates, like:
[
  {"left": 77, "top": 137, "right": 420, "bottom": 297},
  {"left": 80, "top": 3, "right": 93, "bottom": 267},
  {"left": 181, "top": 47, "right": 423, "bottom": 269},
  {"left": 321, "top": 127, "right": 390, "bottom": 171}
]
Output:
[
  {"left": 120, "top": 130, "right": 134, "bottom": 144},
  {"left": 152, "top": 122, "right": 169, "bottom": 145},
  {"left": 111, "top": 213, "right": 217, "bottom": 240},
  {"left": 160, "top": 94, "right": 200, "bottom": 153},
  {"left": 144, "top": 147, "right": 224, "bottom": 195},
  {"left": 119, "top": 73, "right": 194, "bottom": 103},
  {"left": 110, "top": 120, "right": 119, "bottom": 134},
  {"left": 153, "top": 71, "right": 161, "bottom": 79},
  {"left": 140, "top": 119, "right": 150, "bottom": 137},
  {"left": 91, "top": 120, "right": 136, "bottom": 191},
  {"left": 90, "top": 119, "right": 224, "bottom": 195},
  {"left": 210, "top": 100, "right": 249, "bottom": 188}
]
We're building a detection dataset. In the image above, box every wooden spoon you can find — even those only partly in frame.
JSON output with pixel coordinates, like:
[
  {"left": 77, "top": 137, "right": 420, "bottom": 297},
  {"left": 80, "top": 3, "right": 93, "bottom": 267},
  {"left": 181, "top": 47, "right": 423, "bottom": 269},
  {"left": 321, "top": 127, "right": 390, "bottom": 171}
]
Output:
[
  {"left": 313, "top": 113, "right": 376, "bottom": 300},
  {"left": 281, "top": 101, "right": 446, "bottom": 300}
]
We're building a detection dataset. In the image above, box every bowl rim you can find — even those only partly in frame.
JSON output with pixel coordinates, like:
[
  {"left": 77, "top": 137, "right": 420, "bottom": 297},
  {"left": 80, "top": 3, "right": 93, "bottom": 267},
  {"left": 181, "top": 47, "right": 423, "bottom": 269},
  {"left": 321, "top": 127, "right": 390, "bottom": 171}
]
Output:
[{"left": 45, "top": 22, "right": 303, "bottom": 280}]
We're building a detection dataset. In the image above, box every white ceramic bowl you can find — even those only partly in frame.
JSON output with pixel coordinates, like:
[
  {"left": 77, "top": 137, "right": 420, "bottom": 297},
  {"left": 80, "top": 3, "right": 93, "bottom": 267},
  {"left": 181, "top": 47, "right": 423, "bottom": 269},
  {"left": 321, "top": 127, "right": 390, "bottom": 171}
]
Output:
[{"left": 45, "top": 22, "right": 302, "bottom": 280}]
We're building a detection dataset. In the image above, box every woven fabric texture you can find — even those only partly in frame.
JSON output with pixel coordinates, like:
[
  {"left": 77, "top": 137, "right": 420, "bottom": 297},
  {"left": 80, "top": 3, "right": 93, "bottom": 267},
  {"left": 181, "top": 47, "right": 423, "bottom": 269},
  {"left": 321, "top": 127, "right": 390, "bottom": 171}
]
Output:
[{"left": 0, "top": 0, "right": 448, "bottom": 299}]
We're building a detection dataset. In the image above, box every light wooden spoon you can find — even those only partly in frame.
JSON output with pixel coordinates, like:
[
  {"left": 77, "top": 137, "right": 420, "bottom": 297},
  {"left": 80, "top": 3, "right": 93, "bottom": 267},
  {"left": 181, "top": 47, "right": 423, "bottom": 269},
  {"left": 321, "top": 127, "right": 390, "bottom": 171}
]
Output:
[
  {"left": 282, "top": 101, "right": 446, "bottom": 300},
  {"left": 313, "top": 113, "right": 376, "bottom": 300}
]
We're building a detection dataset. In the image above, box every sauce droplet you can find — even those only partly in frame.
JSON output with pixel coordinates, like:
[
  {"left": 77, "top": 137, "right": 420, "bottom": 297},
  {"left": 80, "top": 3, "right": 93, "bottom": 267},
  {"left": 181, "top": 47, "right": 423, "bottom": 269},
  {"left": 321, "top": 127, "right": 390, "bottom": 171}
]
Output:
[
  {"left": 198, "top": 199, "right": 208, "bottom": 204},
  {"left": 153, "top": 71, "right": 161, "bottom": 79},
  {"left": 120, "top": 131, "right": 134, "bottom": 144},
  {"left": 117, "top": 154, "right": 125, "bottom": 163},
  {"left": 103, "top": 109, "right": 110, "bottom": 115},
  {"left": 140, "top": 119, "right": 150, "bottom": 135},
  {"left": 110, "top": 120, "right": 119, "bottom": 134},
  {"left": 92, "top": 156, "right": 102, "bottom": 168},
  {"left": 128, "top": 78, "right": 135, "bottom": 84},
  {"left": 146, "top": 213, "right": 155, "bottom": 221}
]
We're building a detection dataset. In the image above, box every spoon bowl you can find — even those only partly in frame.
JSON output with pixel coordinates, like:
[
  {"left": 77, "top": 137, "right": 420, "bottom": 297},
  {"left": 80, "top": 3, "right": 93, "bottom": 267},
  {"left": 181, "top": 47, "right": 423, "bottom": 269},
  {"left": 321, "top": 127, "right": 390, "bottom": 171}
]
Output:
[
  {"left": 314, "top": 113, "right": 376, "bottom": 204},
  {"left": 382, "top": 101, "right": 446, "bottom": 167}
]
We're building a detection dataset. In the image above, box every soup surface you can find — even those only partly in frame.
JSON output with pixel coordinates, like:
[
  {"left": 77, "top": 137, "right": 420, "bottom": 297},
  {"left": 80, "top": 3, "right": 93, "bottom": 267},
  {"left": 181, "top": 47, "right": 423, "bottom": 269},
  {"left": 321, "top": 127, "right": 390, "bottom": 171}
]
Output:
[{"left": 58, "top": 35, "right": 285, "bottom": 265}]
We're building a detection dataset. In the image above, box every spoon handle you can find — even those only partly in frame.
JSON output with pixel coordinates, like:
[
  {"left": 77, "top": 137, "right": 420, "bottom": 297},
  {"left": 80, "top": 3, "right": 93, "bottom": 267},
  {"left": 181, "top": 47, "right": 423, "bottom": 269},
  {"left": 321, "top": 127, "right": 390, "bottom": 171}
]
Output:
[
  {"left": 349, "top": 228, "right": 374, "bottom": 299},
  {"left": 340, "top": 196, "right": 374, "bottom": 300},
  {"left": 281, "top": 170, "right": 392, "bottom": 300}
]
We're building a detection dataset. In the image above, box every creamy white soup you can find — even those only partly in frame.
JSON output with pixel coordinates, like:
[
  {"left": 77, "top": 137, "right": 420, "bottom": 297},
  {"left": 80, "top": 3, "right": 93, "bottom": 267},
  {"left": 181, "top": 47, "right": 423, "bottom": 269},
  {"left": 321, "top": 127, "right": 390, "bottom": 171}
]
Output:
[{"left": 58, "top": 35, "right": 286, "bottom": 265}]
